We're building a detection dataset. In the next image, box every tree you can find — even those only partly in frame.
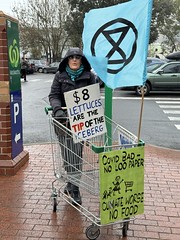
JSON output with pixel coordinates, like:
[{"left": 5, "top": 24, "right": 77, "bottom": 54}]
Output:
[
  {"left": 12, "top": 0, "right": 179, "bottom": 59},
  {"left": 159, "top": 0, "right": 180, "bottom": 52},
  {"left": 150, "top": 0, "right": 176, "bottom": 44},
  {"left": 65, "top": 0, "right": 177, "bottom": 47},
  {"left": 65, "top": 0, "right": 128, "bottom": 47},
  {"left": 12, "top": 0, "right": 70, "bottom": 62}
]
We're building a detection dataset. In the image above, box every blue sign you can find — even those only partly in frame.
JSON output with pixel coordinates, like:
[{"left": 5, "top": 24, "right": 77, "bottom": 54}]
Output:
[{"left": 10, "top": 90, "right": 23, "bottom": 159}]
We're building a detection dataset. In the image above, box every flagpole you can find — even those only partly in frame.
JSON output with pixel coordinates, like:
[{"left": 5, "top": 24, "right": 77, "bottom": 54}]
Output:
[
  {"left": 104, "top": 84, "right": 113, "bottom": 146},
  {"left": 138, "top": 87, "right": 145, "bottom": 142}
]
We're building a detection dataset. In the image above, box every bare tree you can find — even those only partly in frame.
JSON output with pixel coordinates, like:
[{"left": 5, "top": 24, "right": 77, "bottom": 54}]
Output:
[{"left": 12, "top": 0, "right": 70, "bottom": 62}]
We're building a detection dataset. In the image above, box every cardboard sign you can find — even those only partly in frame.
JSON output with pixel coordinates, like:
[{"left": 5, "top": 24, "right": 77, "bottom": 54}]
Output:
[
  {"left": 64, "top": 83, "right": 107, "bottom": 140},
  {"left": 99, "top": 146, "right": 144, "bottom": 225}
]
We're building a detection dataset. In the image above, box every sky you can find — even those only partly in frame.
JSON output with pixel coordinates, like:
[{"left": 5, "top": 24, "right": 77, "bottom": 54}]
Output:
[{"left": 0, "top": 0, "right": 18, "bottom": 16}]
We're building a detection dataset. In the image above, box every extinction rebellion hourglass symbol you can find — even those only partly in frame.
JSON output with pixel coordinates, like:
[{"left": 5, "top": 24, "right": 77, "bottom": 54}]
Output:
[{"left": 91, "top": 18, "right": 138, "bottom": 74}]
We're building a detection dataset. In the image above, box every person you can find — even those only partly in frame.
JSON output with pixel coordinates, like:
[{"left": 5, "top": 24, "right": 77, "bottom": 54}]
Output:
[
  {"left": 49, "top": 47, "right": 96, "bottom": 205},
  {"left": 154, "top": 48, "right": 160, "bottom": 59},
  {"left": 21, "top": 57, "right": 28, "bottom": 82}
]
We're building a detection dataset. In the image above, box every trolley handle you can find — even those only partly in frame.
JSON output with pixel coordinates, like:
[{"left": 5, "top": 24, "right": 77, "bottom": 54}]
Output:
[
  {"left": 44, "top": 106, "right": 67, "bottom": 115},
  {"left": 45, "top": 106, "right": 53, "bottom": 115}
]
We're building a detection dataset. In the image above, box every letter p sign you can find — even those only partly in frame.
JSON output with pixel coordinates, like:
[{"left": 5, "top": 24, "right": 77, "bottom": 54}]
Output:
[
  {"left": 10, "top": 90, "right": 23, "bottom": 159},
  {"left": 14, "top": 103, "right": 19, "bottom": 124}
]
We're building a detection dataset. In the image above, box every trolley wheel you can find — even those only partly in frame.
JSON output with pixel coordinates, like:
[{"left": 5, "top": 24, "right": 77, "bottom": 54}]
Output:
[
  {"left": 85, "top": 225, "right": 100, "bottom": 240},
  {"left": 122, "top": 221, "right": 129, "bottom": 237},
  {"left": 53, "top": 198, "right": 57, "bottom": 212}
]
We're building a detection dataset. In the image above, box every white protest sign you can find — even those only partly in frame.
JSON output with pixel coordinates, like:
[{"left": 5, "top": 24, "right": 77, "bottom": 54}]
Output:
[{"left": 64, "top": 83, "right": 107, "bottom": 140}]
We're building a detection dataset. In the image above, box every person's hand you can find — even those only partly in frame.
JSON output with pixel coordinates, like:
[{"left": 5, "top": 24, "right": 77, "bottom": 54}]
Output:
[{"left": 55, "top": 109, "right": 66, "bottom": 118}]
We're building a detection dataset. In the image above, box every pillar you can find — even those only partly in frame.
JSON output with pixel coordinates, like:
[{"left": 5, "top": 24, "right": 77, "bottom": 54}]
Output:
[{"left": 0, "top": 11, "right": 29, "bottom": 175}]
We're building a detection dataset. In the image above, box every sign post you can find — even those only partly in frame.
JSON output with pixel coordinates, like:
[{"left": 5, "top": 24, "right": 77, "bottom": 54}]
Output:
[
  {"left": 0, "top": 12, "right": 29, "bottom": 175},
  {"left": 104, "top": 85, "right": 113, "bottom": 146},
  {"left": 7, "top": 19, "right": 23, "bottom": 159}
]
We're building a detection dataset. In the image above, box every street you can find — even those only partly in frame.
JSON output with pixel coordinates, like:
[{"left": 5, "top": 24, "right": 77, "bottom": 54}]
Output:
[{"left": 22, "top": 73, "right": 180, "bottom": 150}]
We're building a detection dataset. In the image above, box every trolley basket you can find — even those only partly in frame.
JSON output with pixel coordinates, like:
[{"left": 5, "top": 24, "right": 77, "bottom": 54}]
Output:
[{"left": 45, "top": 107, "right": 144, "bottom": 239}]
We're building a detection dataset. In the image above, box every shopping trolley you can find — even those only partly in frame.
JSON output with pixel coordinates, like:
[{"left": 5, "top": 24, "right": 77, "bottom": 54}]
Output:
[{"left": 45, "top": 107, "right": 144, "bottom": 239}]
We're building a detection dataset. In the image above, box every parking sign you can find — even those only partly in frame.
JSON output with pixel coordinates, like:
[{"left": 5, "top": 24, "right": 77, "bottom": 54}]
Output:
[{"left": 10, "top": 90, "right": 23, "bottom": 159}]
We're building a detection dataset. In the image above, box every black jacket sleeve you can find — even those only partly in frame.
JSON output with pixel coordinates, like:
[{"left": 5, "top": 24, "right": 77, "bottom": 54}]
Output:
[{"left": 49, "top": 72, "right": 63, "bottom": 114}]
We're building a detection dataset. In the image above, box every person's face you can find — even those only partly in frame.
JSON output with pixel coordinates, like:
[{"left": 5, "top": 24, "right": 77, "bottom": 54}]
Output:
[{"left": 68, "top": 55, "right": 82, "bottom": 70}]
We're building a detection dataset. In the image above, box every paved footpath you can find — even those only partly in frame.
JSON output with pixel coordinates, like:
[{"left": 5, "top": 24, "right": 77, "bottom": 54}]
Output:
[{"left": 0, "top": 144, "right": 179, "bottom": 240}]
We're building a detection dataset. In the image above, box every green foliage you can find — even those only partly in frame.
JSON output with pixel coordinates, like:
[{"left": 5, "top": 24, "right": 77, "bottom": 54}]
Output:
[
  {"left": 158, "top": 0, "right": 180, "bottom": 51},
  {"left": 65, "top": 0, "right": 178, "bottom": 46},
  {"left": 12, "top": 0, "right": 179, "bottom": 59},
  {"left": 65, "top": 0, "right": 128, "bottom": 46}
]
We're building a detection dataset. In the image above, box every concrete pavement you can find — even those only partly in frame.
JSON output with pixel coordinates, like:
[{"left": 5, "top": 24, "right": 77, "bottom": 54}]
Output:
[{"left": 0, "top": 143, "right": 179, "bottom": 240}]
